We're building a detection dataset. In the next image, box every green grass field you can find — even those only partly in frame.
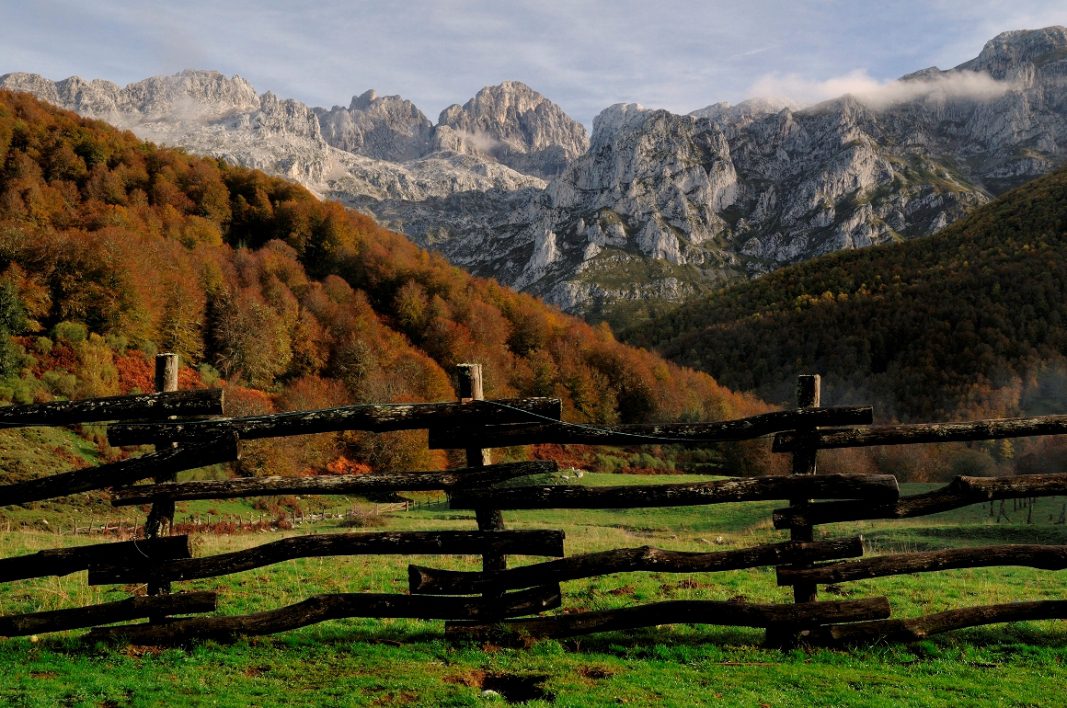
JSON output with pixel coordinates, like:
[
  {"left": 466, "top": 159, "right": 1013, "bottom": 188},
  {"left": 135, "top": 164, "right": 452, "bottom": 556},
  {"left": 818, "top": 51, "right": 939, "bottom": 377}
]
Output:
[{"left": 0, "top": 475, "right": 1064, "bottom": 706}]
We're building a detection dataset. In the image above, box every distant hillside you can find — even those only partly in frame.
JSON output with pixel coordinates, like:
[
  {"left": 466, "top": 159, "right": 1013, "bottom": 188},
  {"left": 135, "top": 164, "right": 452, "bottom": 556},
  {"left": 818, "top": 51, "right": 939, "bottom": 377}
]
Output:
[
  {"left": 0, "top": 90, "right": 768, "bottom": 478},
  {"left": 624, "top": 163, "right": 1067, "bottom": 422}
]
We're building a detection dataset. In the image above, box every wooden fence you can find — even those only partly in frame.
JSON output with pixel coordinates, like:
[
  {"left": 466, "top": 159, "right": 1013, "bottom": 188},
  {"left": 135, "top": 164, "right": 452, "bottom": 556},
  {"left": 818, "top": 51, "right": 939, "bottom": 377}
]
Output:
[{"left": 0, "top": 358, "right": 1064, "bottom": 647}]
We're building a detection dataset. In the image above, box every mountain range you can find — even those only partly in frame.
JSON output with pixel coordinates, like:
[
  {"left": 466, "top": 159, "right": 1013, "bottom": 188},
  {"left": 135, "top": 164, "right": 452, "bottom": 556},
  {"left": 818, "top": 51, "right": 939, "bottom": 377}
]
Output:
[{"left": 3, "top": 26, "right": 1066, "bottom": 321}]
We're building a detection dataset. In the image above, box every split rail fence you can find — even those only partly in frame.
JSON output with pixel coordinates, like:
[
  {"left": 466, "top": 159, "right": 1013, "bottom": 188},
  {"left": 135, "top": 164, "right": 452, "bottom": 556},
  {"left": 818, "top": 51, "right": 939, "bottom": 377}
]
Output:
[{"left": 0, "top": 358, "right": 1064, "bottom": 647}]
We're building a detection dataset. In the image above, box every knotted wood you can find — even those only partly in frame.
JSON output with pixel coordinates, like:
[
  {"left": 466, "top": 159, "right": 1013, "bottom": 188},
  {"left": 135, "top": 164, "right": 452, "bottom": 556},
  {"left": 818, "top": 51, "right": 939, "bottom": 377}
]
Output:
[
  {"left": 111, "top": 461, "right": 557, "bottom": 506},
  {"left": 88, "top": 530, "right": 565, "bottom": 584},
  {"left": 429, "top": 406, "right": 873, "bottom": 449},
  {"left": 86, "top": 585, "right": 562, "bottom": 645},
  {"left": 409, "top": 538, "right": 864, "bottom": 595},
  {"left": 0, "top": 592, "right": 216, "bottom": 636},
  {"left": 107, "top": 397, "right": 562, "bottom": 446},
  {"left": 774, "top": 473, "right": 1067, "bottom": 528},
  {"left": 777, "top": 544, "right": 1067, "bottom": 585},
  {"left": 0, "top": 536, "right": 191, "bottom": 583},
  {"left": 449, "top": 474, "right": 899, "bottom": 510},
  {"left": 446, "top": 597, "right": 891, "bottom": 642},
  {"left": 0, "top": 435, "right": 239, "bottom": 507}
]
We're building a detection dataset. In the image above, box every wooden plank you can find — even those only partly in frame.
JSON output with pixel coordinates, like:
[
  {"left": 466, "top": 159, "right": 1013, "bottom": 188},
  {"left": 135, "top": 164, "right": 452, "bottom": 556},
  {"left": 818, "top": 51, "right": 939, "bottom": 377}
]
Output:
[
  {"left": 773, "top": 473, "right": 1067, "bottom": 528},
  {"left": 0, "top": 434, "right": 239, "bottom": 507},
  {"left": 0, "top": 536, "right": 191, "bottom": 583},
  {"left": 774, "top": 413, "right": 1067, "bottom": 452},
  {"left": 88, "top": 530, "right": 566, "bottom": 584},
  {"left": 0, "top": 592, "right": 216, "bottom": 637},
  {"left": 429, "top": 406, "right": 874, "bottom": 449},
  {"left": 0, "top": 389, "right": 222, "bottom": 428},
  {"left": 808, "top": 600, "right": 1067, "bottom": 644},
  {"left": 449, "top": 474, "right": 900, "bottom": 510},
  {"left": 777, "top": 544, "right": 1067, "bottom": 585},
  {"left": 409, "top": 538, "right": 865, "bottom": 595},
  {"left": 111, "top": 461, "right": 558, "bottom": 506},
  {"left": 446, "top": 597, "right": 891, "bottom": 642},
  {"left": 86, "top": 585, "right": 562, "bottom": 645},
  {"left": 107, "top": 397, "right": 562, "bottom": 446}
]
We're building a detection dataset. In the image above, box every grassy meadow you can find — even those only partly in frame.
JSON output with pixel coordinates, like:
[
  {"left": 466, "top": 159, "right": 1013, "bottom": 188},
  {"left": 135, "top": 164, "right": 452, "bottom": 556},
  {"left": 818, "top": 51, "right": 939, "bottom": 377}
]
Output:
[{"left": 0, "top": 473, "right": 1064, "bottom": 706}]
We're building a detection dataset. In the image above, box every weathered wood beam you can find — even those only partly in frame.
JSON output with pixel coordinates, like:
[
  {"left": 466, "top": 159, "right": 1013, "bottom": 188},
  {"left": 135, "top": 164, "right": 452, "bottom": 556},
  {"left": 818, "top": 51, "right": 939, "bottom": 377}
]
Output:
[
  {"left": 111, "top": 461, "right": 558, "bottom": 506},
  {"left": 429, "top": 406, "right": 874, "bottom": 449},
  {"left": 774, "top": 414, "right": 1067, "bottom": 452},
  {"left": 0, "top": 434, "right": 239, "bottom": 507},
  {"left": 409, "top": 537, "right": 865, "bottom": 595},
  {"left": 449, "top": 474, "right": 899, "bottom": 510},
  {"left": 777, "top": 544, "right": 1067, "bottom": 586},
  {"left": 0, "top": 389, "right": 222, "bottom": 428},
  {"left": 88, "top": 530, "right": 566, "bottom": 584},
  {"left": 0, "top": 536, "right": 191, "bottom": 583},
  {"left": 0, "top": 592, "right": 217, "bottom": 637},
  {"left": 107, "top": 397, "right": 562, "bottom": 446},
  {"left": 774, "top": 473, "right": 1067, "bottom": 528},
  {"left": 808, "top": 600, "right": 1067, "bottom": 644},
  {"left": 86, "top": 585, "right": 562, "bottom": 645},
  {"left": 446, "top": 597, "right": 891, "bottom": 642}
]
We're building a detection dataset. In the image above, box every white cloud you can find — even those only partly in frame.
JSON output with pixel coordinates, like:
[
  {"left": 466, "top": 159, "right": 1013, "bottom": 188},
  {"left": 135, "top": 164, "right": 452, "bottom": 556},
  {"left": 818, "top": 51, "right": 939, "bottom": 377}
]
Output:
[{"left": 748, "top": 68, "right": 1015, "bottom": 110}]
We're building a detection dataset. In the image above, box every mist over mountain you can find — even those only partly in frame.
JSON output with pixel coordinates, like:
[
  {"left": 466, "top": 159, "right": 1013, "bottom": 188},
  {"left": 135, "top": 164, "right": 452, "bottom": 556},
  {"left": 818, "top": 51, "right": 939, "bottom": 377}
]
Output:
[{"left": 4, "top": 26, "right": 1066, "bottom": 322}]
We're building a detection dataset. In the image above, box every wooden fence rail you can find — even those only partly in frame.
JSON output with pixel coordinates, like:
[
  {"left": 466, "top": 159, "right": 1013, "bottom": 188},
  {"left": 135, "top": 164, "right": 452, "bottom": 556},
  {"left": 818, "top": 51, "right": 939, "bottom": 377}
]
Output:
[
  {"left": 87, "top": 530, "right": 566, "bottom": 584},
  {"left": 428, "top": 405, "right": 873, "bottom": 449},
  {"left": 106, "top": 397, "right": 562, "bottom": 446},
  {"left": 109, "top": 461, "right": 556, "bottom": 505},
  {"left": 773, "top": 473, "right": 1067, "bottom": 529}
]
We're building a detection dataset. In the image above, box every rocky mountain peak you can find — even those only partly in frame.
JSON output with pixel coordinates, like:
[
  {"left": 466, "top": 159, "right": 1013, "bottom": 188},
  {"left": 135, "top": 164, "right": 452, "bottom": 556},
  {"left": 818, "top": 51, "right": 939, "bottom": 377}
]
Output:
[
  {"left": 434, "top": 81, "right": 589, "bottom": 179},
  {"left": 958, "top": 26, "right": 1067, "bottom": 79},
  {"left": 315, "top": 88, "right": 433, "bottom": 162}
]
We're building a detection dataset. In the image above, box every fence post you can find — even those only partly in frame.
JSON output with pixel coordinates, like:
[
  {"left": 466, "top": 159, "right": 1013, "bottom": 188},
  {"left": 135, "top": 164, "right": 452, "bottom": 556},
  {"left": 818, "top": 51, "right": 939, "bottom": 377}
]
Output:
[
  {"left": 789, "top": 374, "right": 821, "bottom": 604},
  {"left": 144, "top": 353, "right": 179, "bottom": 596},
  {"left": 766, "top": 374, "right": 821, "bottom": 647},
  {"left": 456, "top": 364, "right": 507, "bottom": 612}
]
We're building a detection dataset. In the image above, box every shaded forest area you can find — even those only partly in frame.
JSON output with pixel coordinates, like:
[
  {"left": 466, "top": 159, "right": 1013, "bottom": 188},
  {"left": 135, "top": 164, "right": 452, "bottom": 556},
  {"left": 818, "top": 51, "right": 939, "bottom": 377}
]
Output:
[{"left": 0, "top": 90, "right": 769, "bottom": 481}]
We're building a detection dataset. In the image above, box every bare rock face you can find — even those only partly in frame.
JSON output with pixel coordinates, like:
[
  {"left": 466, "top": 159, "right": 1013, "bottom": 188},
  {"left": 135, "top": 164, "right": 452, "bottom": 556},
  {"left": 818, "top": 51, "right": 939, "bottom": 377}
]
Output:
[
  {"left": 315, "top": 89, "right": 434, "bottom": 162},
  {"left": 435, "top": 81, "right": 589, "bottom": 179}
]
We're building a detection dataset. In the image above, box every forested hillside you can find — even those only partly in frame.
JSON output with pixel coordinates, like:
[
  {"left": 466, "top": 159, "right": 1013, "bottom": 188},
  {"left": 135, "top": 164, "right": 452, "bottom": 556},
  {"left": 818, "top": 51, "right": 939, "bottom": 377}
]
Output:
[
  {"left": 625, "top": 163, "right": 1067, "bottom": 424},
  {"left": 0, "top": 90, "right": 767, "bottom": 478}
]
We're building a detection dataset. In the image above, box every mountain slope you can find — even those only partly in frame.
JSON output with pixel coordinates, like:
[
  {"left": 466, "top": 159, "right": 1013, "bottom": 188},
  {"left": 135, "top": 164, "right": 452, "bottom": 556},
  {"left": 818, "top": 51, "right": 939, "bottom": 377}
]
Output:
[
  {"left": 623, "top": 162, "right": 1067, "bottom": 421},
  {"left": 0, "top": 89, "right": 768, "bottom": 476}
]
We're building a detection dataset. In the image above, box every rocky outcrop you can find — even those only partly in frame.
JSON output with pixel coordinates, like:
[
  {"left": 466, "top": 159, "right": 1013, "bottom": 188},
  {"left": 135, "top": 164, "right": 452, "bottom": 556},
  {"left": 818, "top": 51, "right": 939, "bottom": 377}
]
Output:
[
  {"left": 314, "top": 89, "right": 434, "bottom": 162},
  {"left": 435, "top": 81, "right": 589, "bottom": 179}
]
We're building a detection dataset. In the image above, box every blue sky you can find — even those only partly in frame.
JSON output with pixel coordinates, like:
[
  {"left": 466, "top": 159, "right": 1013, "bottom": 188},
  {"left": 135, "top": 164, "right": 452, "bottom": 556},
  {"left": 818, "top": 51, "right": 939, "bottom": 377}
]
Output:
[{"left": 3, "top": 0, "right": 1066, "bottom": 126}]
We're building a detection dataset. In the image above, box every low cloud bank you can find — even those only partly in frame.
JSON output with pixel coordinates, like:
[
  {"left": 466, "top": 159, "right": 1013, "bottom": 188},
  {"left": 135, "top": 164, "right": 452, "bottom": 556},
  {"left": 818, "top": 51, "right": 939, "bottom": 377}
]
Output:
[{"left": 748, "top": 68, "right": 1014, "bottom": 110}]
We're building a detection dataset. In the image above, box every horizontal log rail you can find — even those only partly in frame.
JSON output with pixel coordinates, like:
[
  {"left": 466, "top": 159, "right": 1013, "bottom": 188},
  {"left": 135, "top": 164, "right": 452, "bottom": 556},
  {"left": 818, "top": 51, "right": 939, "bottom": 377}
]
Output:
[
  {"left": 777, "top": 544, "right": 1067, "bottom": 586},
  {"left": 0, "top": 536, "right": 191, "bottom": 583},
  {"left": 0, "top": 434, "right": 239, "bottom": 507},
  {"left": 110, "top": 461, "right": 558, "bottom": 506},
  {"left": 409, "top": 538, "right": 865, "bottom": 595},
  {"left": 0, "top": 389, "right": 222, "bottom": 427},
  {"left": 445, "top": 597, "right": 892, "bottom": 642},
  {"left": 0, "top": 592, "right": 217, "bottom": 637},
  {"left": 88, "top": 530, "right": 566, "bottom": 584},
  {"left": 429, "top": 406, "right": 874, "bottom": 449},
  {"left": 449, "top": 474, "right": 899, "bottom": 511},
  {"left": 808, "top": 600, "right": 1067, "bottom": 645},
  {"left": 86, "top": 585, "right": 562, "bottom": 645},
  {"left": 107, "top": 397, "right": 562, "bottom": 446},
  {"left": 774, "top": 413, "right": 1067, "bottom": 452},
  {"left": 773, "top": 473, "right": 1067, "bottom": 529}
]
